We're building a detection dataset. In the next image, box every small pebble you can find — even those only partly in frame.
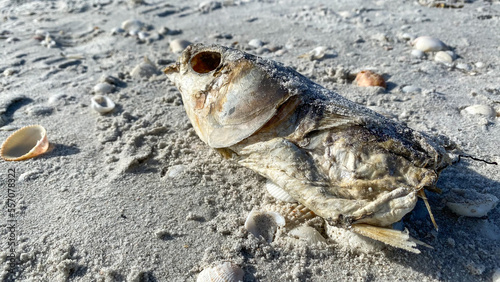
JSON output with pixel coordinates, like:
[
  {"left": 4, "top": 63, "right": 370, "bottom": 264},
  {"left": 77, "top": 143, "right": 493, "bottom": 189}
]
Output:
[
  {"left": 166, "top": 164, "right": 186, "bottom": 178},
  {"left": 463, "top": 104, "right": 496, "bottom": 118},
  {"left": 475, "top": 62, "right": 485, "bottom": 69},
  {"left": 402, "top": 85, "right": 422, "bottom": 94},
  {"left": 412, "top": 36, "right": 447, "bottom": 52},
  {"left": 169, "top": 39, "right": 191, "bottom": 53},
  {"left": 248, "top": 38, "right": 264, "bottom": 49},
  {"left": 93, "top": 83, "right": 115, "bottom": 94}
]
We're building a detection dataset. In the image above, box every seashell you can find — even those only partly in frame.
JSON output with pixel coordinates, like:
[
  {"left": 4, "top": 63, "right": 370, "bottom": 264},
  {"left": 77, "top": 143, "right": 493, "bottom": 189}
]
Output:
[
  {"left": 463, "top": 104, "right": 496, "bottom": 118},
  {"left": 248, "top": 38, "right": 264, "bottom": 49},
  {"left": 401, "top": 85, "right": 422, "bottom": 94},
  {"left": 130, "top": 57, "right": 161, "bottom": 79},
  {"left": 288, "top": 225, "right": 326, "bottom": 245},
  {"left": 355, "top": 70, "right": 386, "bottom": 88},
  {"left": 91, "top": 95, "right": 115, "bottom": 114},
  {"left": 445, "top": 188, "right": 499, "bottom": 218},
  {"left": 265, "top": 180, "right": 297, "bottom": 202},
  {"left": 412, "top": 36, "right": 447, "bottom": 52},
  {"left": 170, "top": 39, "right": 192, "bottom": 53},
  {"left": 93, "top": 82, "right": 115, "bottom": 94},
  {"left": 1, "top": 125, "right": 49, "bottom": 161},
  {"left": 244, "top": 209, "right": 285, "bottom": 243},
  {"left": 121, "top": 19, "right": 144, "bottom": 34},
  {"left": 300, "top": 46, "right": 328, "bottom": 61},
  {"left": 197, "top": 262, "right": 244, "bottom": 282},
  {"left": 434, "top": 51, "right": 453, "bottom": 63},
  {"left": 410, "top": 49, "right": 425, "bottom": 59}
]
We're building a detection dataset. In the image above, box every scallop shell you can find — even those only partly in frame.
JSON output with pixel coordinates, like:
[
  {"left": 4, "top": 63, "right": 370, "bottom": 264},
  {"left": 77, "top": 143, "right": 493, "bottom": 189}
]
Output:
[
  {"left": 355, "top": 70, "right": 386, "bottom": 88},
  {"left": 288, "top": 225, "right": 326, "bottom": 245},
  {"left": 1, "top": 125, "right": 49, "bottom": 161},
  {"left": 412, "top": 36, "right": 447, "bottom": 52},
  {"left": 244, "top": 209, "right": 285, "bottom": 243},
  {"left": 197, "top": 262, "right": 244, "bottom": 282},
  {"left": 265, "top": 180, "right": 297, "bottom": 202},
  {"left": 91, "top": 95, "right": 115, "bottom": 114}
]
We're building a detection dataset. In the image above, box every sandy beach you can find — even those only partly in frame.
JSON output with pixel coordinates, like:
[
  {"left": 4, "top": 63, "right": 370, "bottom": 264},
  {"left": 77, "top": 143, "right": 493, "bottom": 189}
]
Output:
[{"left": 1, "top": 0, "right": 499, "bottom": 281}]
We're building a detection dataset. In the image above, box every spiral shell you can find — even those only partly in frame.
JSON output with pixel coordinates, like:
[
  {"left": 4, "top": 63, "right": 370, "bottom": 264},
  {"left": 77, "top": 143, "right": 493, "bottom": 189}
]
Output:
[
  {"left": 197, "top": 262, "right": 244, "bottom": 282},
  {"left": 1, "top": 125, "right": 49, "bottom": 161}
]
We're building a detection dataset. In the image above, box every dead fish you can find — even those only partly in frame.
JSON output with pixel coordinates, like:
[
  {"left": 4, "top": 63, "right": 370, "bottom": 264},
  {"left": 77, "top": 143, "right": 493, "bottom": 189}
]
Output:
[{"left": 164, "top": 43, "right": 451, "bottom": 253}]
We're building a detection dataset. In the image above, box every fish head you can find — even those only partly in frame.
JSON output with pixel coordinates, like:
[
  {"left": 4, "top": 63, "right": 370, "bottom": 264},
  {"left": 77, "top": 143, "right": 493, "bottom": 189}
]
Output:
[{"left": 164, "top": 43, "right": 290, "bottom": 148}]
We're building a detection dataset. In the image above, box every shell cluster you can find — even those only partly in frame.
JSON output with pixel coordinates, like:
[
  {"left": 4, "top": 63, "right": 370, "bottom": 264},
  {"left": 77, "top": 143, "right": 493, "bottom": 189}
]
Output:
[{"left": 1, "top": 125, "right": 49, "bottom": 161}]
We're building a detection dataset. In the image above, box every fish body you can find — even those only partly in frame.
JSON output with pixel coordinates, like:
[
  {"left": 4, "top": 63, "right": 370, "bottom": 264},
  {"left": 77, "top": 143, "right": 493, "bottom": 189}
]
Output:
[{"left": 164, "top": 44, "right": 451, "bottom": 252}]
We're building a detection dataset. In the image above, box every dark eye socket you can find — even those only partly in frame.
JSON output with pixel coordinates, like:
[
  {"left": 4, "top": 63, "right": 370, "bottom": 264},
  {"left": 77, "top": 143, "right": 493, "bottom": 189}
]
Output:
[{"left": 190, "top": 51, "right": 222, "bottom": 74}]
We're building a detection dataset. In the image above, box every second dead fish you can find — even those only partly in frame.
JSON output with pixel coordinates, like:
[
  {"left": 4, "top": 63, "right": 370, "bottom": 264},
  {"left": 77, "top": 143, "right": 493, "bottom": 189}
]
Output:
[{"left": 164, "top": 43, "right": 451, "bottom": 253}]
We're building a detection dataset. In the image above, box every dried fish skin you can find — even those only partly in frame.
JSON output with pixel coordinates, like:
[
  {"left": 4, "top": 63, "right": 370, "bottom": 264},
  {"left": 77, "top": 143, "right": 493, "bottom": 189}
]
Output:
[{"left": 165, "top": 44, "right": 451, "bottom": 247}]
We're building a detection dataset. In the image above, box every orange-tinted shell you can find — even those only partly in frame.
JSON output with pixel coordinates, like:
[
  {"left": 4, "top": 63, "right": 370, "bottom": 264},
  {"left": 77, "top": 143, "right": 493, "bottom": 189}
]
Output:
[
  {"left": 355, "top": 70, "right": 386, "bottom": 89},
  {"left": 1, "top": 125, "right": 49, "bottom": 161}
]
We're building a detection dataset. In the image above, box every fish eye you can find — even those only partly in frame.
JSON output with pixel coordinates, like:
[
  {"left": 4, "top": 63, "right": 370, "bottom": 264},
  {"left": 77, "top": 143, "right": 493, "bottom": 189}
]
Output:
[{"left": 190, "top": 51, "right": 222, "bottom": 74}]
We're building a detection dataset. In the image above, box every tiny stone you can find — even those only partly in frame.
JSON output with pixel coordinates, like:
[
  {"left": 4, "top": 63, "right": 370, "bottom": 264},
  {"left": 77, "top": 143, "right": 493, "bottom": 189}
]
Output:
[
  {"left": 434, "top": 51, "right": 453, "bottom": 63},
  {"left": 475, "top": 62, "right": 485, "bottom": 68},
  {"left": 169, "top": 39, "right": 191, "bottom": 53},
  {"left": 94, "top": 83, "right": 115, "bottom": 94},
  {"left": 3, "top": 68, "right": 16, "bottom": 76}
]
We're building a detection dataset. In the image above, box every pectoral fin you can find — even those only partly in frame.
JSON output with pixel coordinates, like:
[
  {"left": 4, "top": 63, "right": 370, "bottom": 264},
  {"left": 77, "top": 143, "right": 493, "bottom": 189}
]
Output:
[{"left": 351, "top": 223, "right": 432, "bottom": 254}]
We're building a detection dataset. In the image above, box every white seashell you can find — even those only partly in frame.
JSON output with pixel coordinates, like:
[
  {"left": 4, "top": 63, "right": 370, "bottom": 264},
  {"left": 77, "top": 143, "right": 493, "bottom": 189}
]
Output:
[
  {"left": 121, "top": 19, "right": 144, "bottom": 33},
  {"left": 434, "top": 51, "right": 453, "bottom": 63},
  {"left": 93, "top": 82, "right": 115, "bottom": 94},
  {"left": 301, "top": 46, "right": 328, "bottom": 61},
  {"left": 456, "top": 63, "right": 472, "bottom": 71},
  {"left": 137, "top": 31, "right": 149, "bottom": 41},
  {"left": 244, "top": 209, "right": 285, "bottom": 243},
  {"left": 289, "top": 225, "right": 326, "bottom": 245},
  {"left": 91, "top": 95, "right": 115, "bottom": 114},
  {"left": 410, "top": 49, "right": 425, "bottom": 59},
  {"left": 130, "top": 57, "right": 161, "bottom": 79},
  {"left": 1, "top": 125, "right": 49, "bottom": 161},
  {"left": 265, "top": 180, "right": 296, "bottom": 202},
  {"left": 463, "top": 104, "right": 496, "bottom": 118},
  {"left": 412, "top": 36, "right": 447, "bottom": 52},
  {"left": 446, "top": 188, "right": 499, "bottom": 218},
  {"left": 197, "top": 262, "right": 244, "bottom": 282},
  {"left": 170, "top": 39, "right": 192, "bottom": 53}
]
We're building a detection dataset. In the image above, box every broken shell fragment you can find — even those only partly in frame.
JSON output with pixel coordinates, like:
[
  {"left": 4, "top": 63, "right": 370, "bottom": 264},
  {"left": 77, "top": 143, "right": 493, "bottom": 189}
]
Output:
[
  {"left": 244, "top": 209, "right": 285, "bottom": 243},
  {"left": 412, "top": 36, "right": 447, "bottom": 52},
  {"left": 355, "top": 70, "right": 386, "bottom": 88},
  {"left": 446, "top": 188, "right": 499, "bottom": 217},
  {"left": 197, "top": 262, "right": 244, "bottom": 282},
  {"left": 289, "top": 225, "right": 326, "bottom": 245},
  {"left": 91, "top": 95, "right": 115, "bottom": 114},
  {"left": 265, "top": 180, "right": 297, "bottom": 203},
  {"left": 463, "top": 104, "right": 496, "bottom": 118},
  {"left": 1, "top": 125, "right": 49, "bottom": 161}
]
